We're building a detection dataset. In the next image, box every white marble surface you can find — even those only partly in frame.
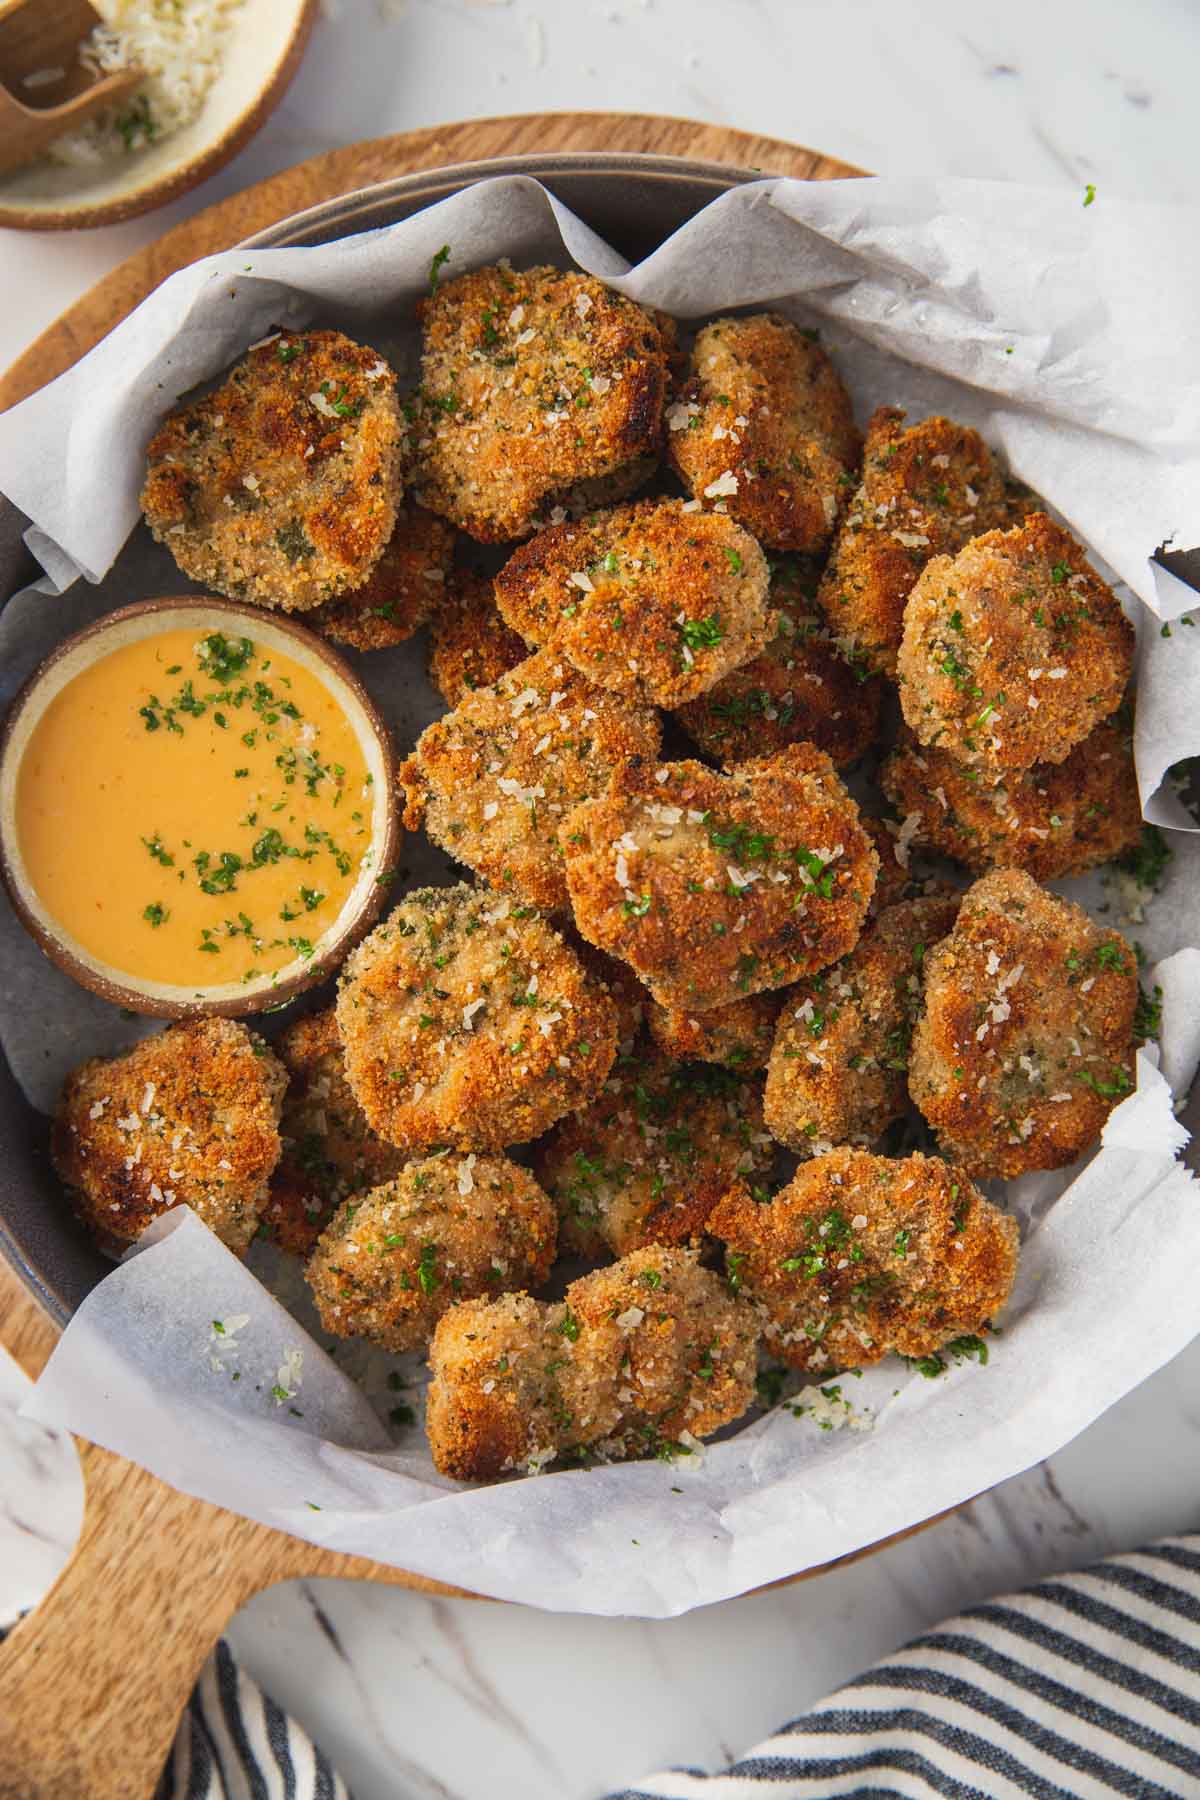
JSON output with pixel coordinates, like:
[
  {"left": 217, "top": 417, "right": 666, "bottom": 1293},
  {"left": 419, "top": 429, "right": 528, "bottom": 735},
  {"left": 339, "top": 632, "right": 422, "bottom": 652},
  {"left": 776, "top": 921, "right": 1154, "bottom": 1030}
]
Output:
[{"left": 2, "top": 2, "right": 1199, "bottom": 1795}]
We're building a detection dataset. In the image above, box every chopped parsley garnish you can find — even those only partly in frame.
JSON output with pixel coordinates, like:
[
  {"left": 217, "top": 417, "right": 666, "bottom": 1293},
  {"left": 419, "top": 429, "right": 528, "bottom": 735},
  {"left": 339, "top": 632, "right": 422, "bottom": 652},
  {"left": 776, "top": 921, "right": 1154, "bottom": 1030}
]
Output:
[
  {"left": 142, "top": 902, "right": 168, "bottom": 927},
  {"left": 679, "top": 614, "right": 724, "bottom": 650},
  {"left": 429, "top": 243, "right": 451, "bottom": 294}
]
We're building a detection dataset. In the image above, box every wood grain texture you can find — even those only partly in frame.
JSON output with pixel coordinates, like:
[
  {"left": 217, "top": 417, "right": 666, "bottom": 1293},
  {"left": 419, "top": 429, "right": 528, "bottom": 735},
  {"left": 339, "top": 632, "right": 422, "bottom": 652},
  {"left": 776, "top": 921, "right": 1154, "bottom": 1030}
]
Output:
[
  {"left": 0, "top": 117, "right": 944, "bottom": 1799},
  {"left": 0, "top": 112, "right": 861, "bottom": 410}
]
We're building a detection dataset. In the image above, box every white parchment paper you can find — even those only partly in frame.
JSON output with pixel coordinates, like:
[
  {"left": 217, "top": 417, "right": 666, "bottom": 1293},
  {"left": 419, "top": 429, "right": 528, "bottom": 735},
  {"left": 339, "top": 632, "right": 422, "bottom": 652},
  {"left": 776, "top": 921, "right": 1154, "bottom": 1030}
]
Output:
[{"left": 5, "top": 176, "right": 1200, "bottom": 1616}]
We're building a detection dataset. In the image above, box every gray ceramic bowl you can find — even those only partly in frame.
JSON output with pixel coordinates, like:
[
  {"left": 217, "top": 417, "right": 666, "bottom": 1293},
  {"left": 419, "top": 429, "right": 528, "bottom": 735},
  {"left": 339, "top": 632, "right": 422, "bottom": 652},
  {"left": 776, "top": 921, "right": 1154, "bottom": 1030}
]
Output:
[{"left": 0, "top": 153, "right": 758, "bottom": 1325}]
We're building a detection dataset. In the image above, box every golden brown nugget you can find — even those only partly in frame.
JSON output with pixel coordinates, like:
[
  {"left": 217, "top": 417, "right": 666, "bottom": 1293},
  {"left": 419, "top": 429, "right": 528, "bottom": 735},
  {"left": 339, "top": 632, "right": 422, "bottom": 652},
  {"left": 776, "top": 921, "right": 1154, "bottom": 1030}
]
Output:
[
  {"left": 897, "top": 514, "right": 1134, "bottom": 777},
  {"left": 561, "top": 748, "right": 877, "bottom": 1013},
  {"left": 648, "top": 991, "right": 783, "bottom": 1072},
  {"left": 306, "top": 504, "right": 456, "bottom": 651},
  {"left": 427, "top": 567, "right": 527, "bottom": 706},
  {"left": 493, "top": 498, "right": 772, "bottom": 709},
  {"left": 142, "top": 329, "right": 404, "bottom": 612},
  {"left": 425, "top": 1246, "right": 759, "bottom": 1479},
  {"left": 572, "top": 939, "right": 652, "bottom": 1050},
  {"left": 335, "top": 883, "right": 618, "bottom": 1152},
  {"left": 305, "top": 1153, "right": 557, "bottom": 1352},
  {"left": 666, "top": 313, "right": 859, "bottom": 553},
  {"left": 263, "top": 1009, "right": 406, "bottom": 1256},
  {"left": 764, "top": 895, "right": 960, "bottom": 1155},
  {"left": 909, "top": 870, "right": 1138, "bottom": 1179},
  {"left": 880, "top": 718, "right": 1142, "bottom": 882},
  {"left": 815, "top": 409, "right": 1022, "bottom": 676},
  {"left": 534, "top": 1043, "right": 773, "bottom": 1258},
  {"left": 52, "top": 1018, "right": 286, "bottom": 1257},
  {"left": 675, "top": 553, "right": 884, "bottom": 770},
  {"left": 411, "top": 264, "right": 674, "bottom": 542},
  {"left": 708, "top": 1150, "right": 1018, "bottom": 1374},
  {"left": 398, "top": 647, "right": 661, "bottom": 914}
]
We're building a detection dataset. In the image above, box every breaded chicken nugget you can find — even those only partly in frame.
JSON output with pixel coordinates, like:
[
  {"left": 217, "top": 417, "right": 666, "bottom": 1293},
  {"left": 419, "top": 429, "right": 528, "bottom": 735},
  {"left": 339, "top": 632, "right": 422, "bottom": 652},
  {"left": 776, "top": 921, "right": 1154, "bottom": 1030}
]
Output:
[
  {"left": 335, "top": 884, "right": 618, "bottom": 1151},
  {"left": 52, "top": 1018, "right": 286, "bottom": 1257},
  {"left": 666, "top": 314, "right": 859, "bottom": 553},
  {"left": 425, "top": 1245, "right": 759, "bottom": 1479},
  {"left": 306, "top": 504, "right": 455, "bottom": 651},
  {"left": 897, "top": 514, "right": 1134, "bottom": 777},
  {"left": 398, "top": 647, "right": 661, "bottom": 914},
  {"left": 142, "top": 330, "right": 404, "bottom": 612},
  {"left": 880, "top": 717, "right": 1142, "bottom": 882},
  {"left": 493, "top": 498, "right": 771, "bottom": 709},
  {"left": 571, "top": 939, "right": 651, "bottom": 1050},
  {"left": 709, "top": 1149, "right": 1018, "bottom": 1374},
  {"left": 561, "top": 748, "right": 877, "bottom": 1012},
  {"left": 534, "top": 1042, "right": 773, "bottom": 1258},
  {"left": 427, "top": 567, "right": 527, "bottom": 706},
  {"left": 815, "top": 409, "right": 1026, "bottom": 676},
  {"left": 263, "top": 1009, "right": 405, "bottom": 1255},
  {"left": 859, "top": 816, "right": 943, "bottom": 918},
  {"left": 909, "top": 870, "right": 1138, "bottom": 1179},
  {"left": 648, "top": 991, "right": 783, "bottom": 1072},
  {"left": 411, "top": 265, "right": 674, "bottom": 542},
  {"left": 764, "top": 896, "right": 960, "bottom": 1155},
  {"left": 305, "top": 1153, "right": 557, "bottom": 1351},
  {"left": 675, "top": 553, "right": 883, "bottom": 770}
]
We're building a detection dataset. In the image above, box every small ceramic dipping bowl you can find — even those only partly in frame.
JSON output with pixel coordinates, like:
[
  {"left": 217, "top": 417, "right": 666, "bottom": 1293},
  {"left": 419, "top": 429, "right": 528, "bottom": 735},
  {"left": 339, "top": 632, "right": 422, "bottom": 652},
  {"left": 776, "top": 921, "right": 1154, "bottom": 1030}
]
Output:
[{"left": 0, "top": 597, "right": 399, "bottom": 1018}]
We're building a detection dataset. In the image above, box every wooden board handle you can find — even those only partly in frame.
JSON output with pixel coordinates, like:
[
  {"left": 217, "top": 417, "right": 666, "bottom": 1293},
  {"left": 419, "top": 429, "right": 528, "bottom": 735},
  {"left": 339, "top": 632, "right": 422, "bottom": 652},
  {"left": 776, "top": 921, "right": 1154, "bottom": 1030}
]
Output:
[{"left": 0, "top": 1439, "right": 294, "bottom": 1800}]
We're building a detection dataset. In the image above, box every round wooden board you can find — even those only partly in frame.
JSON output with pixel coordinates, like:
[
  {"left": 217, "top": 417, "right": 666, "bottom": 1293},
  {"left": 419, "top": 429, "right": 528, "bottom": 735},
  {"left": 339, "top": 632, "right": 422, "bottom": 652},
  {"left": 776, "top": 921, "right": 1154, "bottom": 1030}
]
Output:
[
  {"left": 0, "top": 111, "right": 861, "bottom": 412},
  {"left": 0, "top": 116, "right": 952, "bottom": 1800}
]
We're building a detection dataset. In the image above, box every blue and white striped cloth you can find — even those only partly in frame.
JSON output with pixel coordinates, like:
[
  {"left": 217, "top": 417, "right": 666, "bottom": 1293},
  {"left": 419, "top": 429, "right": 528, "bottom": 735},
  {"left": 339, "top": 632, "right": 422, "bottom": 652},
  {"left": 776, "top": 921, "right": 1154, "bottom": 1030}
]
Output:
[{"left": 165, "top": 1537, "right": 1200, "bottom": 1800}]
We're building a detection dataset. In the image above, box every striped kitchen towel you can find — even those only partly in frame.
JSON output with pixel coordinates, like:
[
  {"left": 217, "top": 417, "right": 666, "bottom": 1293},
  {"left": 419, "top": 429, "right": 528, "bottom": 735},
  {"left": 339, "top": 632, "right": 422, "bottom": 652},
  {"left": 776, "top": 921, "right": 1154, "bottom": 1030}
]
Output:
[
  {"left": 157, "top": 1640, "right": 349, "bottom": 1800},
  {"left": 159, "top": 1536, "right": 1200, "bottom": 1799},
  {"left": 607, "top": 1537, "right": 1200, "bottom": 1800}
]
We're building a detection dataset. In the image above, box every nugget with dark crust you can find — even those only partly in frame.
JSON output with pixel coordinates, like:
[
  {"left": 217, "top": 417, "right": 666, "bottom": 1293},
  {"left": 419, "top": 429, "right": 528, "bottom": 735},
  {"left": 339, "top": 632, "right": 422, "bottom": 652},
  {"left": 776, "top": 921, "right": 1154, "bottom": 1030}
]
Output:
[
  {"left": 493, "top": 498, "right": 772, "bottom": 709},
  {"left": 666, "top": 314, "right": 859, "bottom": 553},
  {"left": 765, "top": 895, "right": 960, "bottom": 1154},
  {"left": 142, "top": 329, "right": 404, "bottom": 612},
  {"left": 335, "top": 884, "right": 618, "bottom": 1152},
  {"left": 860, "top": 816, "right": 943, "bottom": 918},
  {"left": 425, "top": 1246, "right": 760, "bottom": 1479},
  {"left": 709, "top": 1150, "right": 1018, "bottom": 1373},
  {"left": 909, "top": 870, "right": 1138, "bottom": 1179},
  {"left": 305, "top": 1153, "right": 557, "bottom": 1352},
  {"left": 52, "top": 1019, "right": 286, "bottom": 1257},
  {"left": 815, "top": 409, "right": 1027, "bottom": 676},
  {"left": 306, "top": 504, "right": 455, "bottom": 651},
  {"left": 534, "top": 1043, "right": 773, "bottom": 1258},
  {"left": 648, "top": 991, "right": 783, "bottom": 1072},
  {"left": 561, "top": 748, "right": 877, "bottom": 1012},
  {"left": 398, "top": 648, "right": 661, "bottom": 914},
  {"left": 675, "top": 553, "right": 883, "bottom": 770},
  {"left": 263, "top": 1009, "right": 406, "bottom": 1255},
  {"left": 411, "top": 265, "right": 674, "bottom": 542},
  {"left": 897, "top": 514, "right": 1134, "bottom": 777},
  {"left": 427, "top": 568, "right": 527, "bottom": 706},
  {"left": 881, "top": 718, "right": 1142, "bottom": 882}
]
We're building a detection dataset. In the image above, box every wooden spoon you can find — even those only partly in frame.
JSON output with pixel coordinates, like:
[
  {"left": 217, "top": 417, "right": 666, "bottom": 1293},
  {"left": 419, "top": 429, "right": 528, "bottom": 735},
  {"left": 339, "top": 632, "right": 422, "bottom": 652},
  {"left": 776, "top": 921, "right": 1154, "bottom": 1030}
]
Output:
[{"left": 0, "top": 0, "right": 142, "bottom": 178}]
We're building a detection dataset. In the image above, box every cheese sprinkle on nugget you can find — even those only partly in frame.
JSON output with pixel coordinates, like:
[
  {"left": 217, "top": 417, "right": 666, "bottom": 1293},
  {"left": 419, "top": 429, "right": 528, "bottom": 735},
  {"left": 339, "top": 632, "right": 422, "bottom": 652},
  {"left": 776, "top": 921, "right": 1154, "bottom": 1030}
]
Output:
[
  {"left": 909, "top": 869, "right": 1138, "bottom": 1179},
  {"left": 816, "top": 408, "right": 1029, "bottom": 676},
  {"left": 427, "top": 568, "right": 527, "bottom": 706},
  {"left": 881, "top": 717, "right": 1142, "bottom": 882},
  {"left": 426, "top": 1246, "right": 759, "bottom": 1479},
  {"left": 398, "top": 647, "right": 661, "bottom": 914},
  {"left": 667, "top": 313, "right": 860, "bottom": 553},
  {"left": 335, "top": 883, "right": 618, "bottom": 1152},
  {"left": 493, "top": 498, "right": 772, "bottom": 710},
  {"left": 142, "top": 329, "right": 404, "bottom": 612},
  {"left": 306, "top": 1153, "right": 557, "bottom": 1352},
  {"left": 709, "top": 1149, "right": 1018, "bottom": 1374},
  {"left": 561, "top": 747, "right": 877, "bottom": 1013},
  {"left": 53, "top": 1018, "right": 286, "bottom": 1257},
  {"left": 765, "top": 895, "right": 961, "bottom": 1155},
  {"left": 897, "top": 513, "right": 1134, "bottom": 777},
  {"left": 411, "top": 264, "right": 674, "bottom": 542}
]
